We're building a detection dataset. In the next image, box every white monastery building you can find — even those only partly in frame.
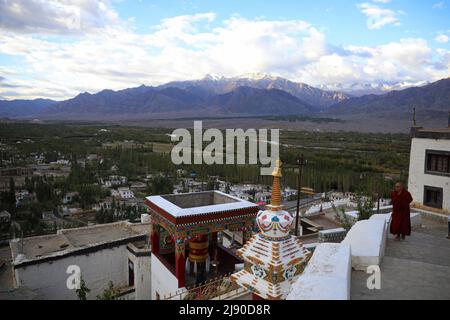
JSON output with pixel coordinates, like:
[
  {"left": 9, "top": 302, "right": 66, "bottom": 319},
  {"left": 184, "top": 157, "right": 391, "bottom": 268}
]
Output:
[{"left": 408, "top": 115, "right": 450, "bottom": 214}]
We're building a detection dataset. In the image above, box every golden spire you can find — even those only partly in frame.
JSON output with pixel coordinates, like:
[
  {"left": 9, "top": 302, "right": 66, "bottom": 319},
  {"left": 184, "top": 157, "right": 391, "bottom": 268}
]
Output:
[{"left": 269, "top": 160, "right": 282, "bottom": 210}]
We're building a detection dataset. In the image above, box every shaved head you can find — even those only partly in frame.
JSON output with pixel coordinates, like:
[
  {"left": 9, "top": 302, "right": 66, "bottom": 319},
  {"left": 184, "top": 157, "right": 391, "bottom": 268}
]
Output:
[{"left": 394, "top": 182, "right": 404, "bottom": 192}]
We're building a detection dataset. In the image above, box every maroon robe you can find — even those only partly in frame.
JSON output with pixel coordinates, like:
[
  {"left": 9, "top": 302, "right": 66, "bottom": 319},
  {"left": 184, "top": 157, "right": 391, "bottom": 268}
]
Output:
[{"left": 390, "top": 190, "right": 413, "bottom": 236}]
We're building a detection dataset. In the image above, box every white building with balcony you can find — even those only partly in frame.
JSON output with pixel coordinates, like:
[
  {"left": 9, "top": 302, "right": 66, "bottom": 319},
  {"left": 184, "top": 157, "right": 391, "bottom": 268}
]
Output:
[{"left": 408, "top": 119, "right": 450, "bottom": 214}]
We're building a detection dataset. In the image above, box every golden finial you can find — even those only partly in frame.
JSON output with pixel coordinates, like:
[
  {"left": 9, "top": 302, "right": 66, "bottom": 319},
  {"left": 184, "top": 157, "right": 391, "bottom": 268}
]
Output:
[
  {"left": 272, "top": 160, "right": 283, "bottom": 178},
  {"left": 269, "top": 160, "right": 283, "bottom": 209}
]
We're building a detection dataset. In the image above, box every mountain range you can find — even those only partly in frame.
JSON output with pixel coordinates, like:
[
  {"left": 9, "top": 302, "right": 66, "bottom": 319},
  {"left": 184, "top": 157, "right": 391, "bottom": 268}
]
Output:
[{"left": 0, "top": 74, "right": 449, "bottom": 121}]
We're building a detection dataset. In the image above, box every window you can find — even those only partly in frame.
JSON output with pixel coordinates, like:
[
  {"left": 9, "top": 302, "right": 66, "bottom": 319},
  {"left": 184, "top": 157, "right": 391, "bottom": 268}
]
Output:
[
  {"left": 128, "top": 259, "right": 134, "bottom": 287},
  {"left": 423, "top": 186, "right": 443, "bottom": 209},
  {"left": 425, "top": 150, "right": 450, "bottom": 176}
]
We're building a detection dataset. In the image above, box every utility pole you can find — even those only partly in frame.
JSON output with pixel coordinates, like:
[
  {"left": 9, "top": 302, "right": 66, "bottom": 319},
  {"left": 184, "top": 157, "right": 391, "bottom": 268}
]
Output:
[{"left": 294, "top": 155, "right": 307, "bottom": 237}]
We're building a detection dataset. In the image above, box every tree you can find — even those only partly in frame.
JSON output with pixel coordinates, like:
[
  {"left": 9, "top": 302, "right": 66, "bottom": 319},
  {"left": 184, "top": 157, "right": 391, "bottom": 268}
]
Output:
[
  {"left": 355, "top": 194, "right": 375, "bottom": 221},
  {"left": 96, "top": 281, "right": 120, "bottom": 300},
  {"left": 6, "top": 177, "right": 16, "bottom": 212},
  {"left": 333, "top": 205, "right": 353, "bottom": 232},
  {"left": 206, "top": 179, "right": 216, "bottom": 191},
  {"left": 149, "top": 176, "right": 173, "bottom": 195},
  {"left": 76, "top": 275, "right": 90, "bottom": 300}
]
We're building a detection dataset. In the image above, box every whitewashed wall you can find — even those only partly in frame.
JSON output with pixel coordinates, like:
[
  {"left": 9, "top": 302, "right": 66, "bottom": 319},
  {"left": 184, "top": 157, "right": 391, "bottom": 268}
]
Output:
[
  {"left": 151, "top": 254, "right": 179, "bottom": 300},
  {"left": 408, "top": 138, "right": 450, "bottom": 211},
  {"left": 127, "top": 250, "right": 152, "bottom": 300}
]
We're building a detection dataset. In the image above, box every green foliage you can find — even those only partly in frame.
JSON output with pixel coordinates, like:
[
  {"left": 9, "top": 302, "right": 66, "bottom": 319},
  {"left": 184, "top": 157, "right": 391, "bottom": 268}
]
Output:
[
  {"left": 0, "top": 123, "right": 412, "bottom": 239},
  {"left": 356, "top": 194, "right": 375, "bottom": 221},
  {"left": 0, "top": 177, "right": 16, "bottom": 213},
  {"left": 76, "top": 275, "right": 90, "bottom": 300},
  {"left": 148, "top": 175, "right": 173, "bottom": 195},
  {"left": 95, "top": 204, "right": 142, "bottom": 224},
  {"left": 333, "top": 205, "right": 353, "bottom": 232},
  {"left": 96, "top": 281, "right": 120, "bottom": 300},
  {"left": 206, "top": 179, "right": 218, "bottom": 191}
]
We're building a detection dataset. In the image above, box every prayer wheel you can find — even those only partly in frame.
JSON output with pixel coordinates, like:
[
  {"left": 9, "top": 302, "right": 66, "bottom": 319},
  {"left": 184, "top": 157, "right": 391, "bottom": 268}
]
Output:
[{"left": 188, "top": 234, "right": 209, "bottom": 263}]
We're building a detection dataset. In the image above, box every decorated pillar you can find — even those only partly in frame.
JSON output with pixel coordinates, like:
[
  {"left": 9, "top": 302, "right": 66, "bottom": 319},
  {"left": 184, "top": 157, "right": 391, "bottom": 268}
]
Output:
[
  {"left": 159, "top": 227, "right": 175, "bottom": 255},
  {"left": 210, "top": 232, "right": 218, "bottom": 256},
  {"left": 151, "top": 222, "right": 159, "bottom": 255},
  {"left": 175, "top": 239, "right": 186, "bottom": 288},
  {"left": 243, "top": 226, "right": 252, "bottom": 244}
]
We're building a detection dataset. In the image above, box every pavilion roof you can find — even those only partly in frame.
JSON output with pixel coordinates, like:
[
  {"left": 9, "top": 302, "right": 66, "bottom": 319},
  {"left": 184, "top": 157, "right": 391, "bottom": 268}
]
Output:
[{"left": 145, "top": 191, "right": 258, "bottom": 226}]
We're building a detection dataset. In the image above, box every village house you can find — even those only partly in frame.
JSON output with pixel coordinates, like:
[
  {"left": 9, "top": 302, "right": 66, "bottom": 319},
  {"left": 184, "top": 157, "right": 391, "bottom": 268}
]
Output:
[
  {"left": 130, "top": 181, "right": 147, "bottom": 193},
  {"left": 118, "top": 188, "right": 135, "bottom": 200},
  {"left": 97, "top": 197, "right": 114, "bottom": 211},
  {"left": 50, "top": 159, "right": 70, "bottom": 166},
  {"left": 101, "top": 175, "right": 128, "bottom": 188}
]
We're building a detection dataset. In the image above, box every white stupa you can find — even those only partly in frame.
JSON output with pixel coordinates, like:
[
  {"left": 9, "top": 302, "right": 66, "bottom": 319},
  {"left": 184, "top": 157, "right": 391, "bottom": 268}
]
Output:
[{"left": 231, "top": 160, "right": 312, "bottom": 300}]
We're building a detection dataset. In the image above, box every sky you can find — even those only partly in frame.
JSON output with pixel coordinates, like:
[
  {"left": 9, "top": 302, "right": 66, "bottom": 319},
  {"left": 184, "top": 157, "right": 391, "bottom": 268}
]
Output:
[{"left": 0, "top": 0, "right": 449, "bottom": 100}]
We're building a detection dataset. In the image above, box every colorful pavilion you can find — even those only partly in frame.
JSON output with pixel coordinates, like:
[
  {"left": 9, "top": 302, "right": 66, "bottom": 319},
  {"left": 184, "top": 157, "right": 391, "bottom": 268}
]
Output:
[{"left": 145, "top": 190, "right": 259, "bottom": 299}]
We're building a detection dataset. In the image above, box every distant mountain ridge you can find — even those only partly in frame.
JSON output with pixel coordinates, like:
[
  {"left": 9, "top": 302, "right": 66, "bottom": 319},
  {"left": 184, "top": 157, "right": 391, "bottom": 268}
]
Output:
[
  {"left": 160, "top": 73, "right": 349, "bottom": 108},
  {"left": 0, "top": 99, "right": 56, "bottom": 118},
  {"left": 0, "top": 75, "right": 449, "bottom": 120},
  {"left": 42, "top": 84, "right": 314, "bottom": 119},
  {"left": 328, "top": 77, "right": 450, "bottom": 117}
]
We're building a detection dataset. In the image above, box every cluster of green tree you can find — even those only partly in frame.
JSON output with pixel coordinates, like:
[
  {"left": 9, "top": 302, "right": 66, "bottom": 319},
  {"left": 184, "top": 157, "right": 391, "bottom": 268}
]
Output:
[
  {"left": 0, "top": 177, "right": 16, "bottom": 213},
  {"left": 146, "top": 175, "right": 174, "bottom": 195},
  {"left": 76, "top": 277, "right": 121, "bottom": 300},
  {"left": 95, "top": 201, "right": 145, "bottom": 224},
  {"left": 2, "top": 123, "right": 411, "bottom": 202},
  {"left": 262, "top": 115, "right": 346, "bottom": 123},
  {"left": 334, "top": 194, "right": 376, "bottom": 231}
]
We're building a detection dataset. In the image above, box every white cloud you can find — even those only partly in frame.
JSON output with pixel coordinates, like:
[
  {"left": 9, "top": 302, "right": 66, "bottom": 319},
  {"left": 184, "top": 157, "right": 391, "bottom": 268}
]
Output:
[
  {"left": 432, "top": 1, "right": 446, "bottom": 9},
  {"left": 357, "top": 2, "right": 401, "bottom": 30},
  {"left": 0, "top": 0, "right": 121, "bottom": 34},
  {"left": 0, "top": 1, "right": 448, "bottom": 100},
  {"left": 435, "top": 34, "right": 449, "bottom": 43}
]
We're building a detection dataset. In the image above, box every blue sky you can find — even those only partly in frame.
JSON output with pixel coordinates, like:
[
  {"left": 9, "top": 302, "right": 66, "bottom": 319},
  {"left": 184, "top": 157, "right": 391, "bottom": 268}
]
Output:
[
  {"left": 0, "top": 0, "right": 449, "bottom": 100},
  {"left": 115, "top": 0, "right": 449, "bottom": 47}
]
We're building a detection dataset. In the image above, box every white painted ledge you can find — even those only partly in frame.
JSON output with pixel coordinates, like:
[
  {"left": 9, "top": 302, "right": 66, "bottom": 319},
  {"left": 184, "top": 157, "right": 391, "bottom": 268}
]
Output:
[
  {"left": 370, "top": 213, "right": 392, "bottom": 234},
  {"left": 342, "top": 219, "right": 386, "bottom": 271},
  {"left": 287, "top": 275, "right": 349, "bottom": 300},
  {"left": 287, "top": 243, "right": 351, "bottom": 300}
]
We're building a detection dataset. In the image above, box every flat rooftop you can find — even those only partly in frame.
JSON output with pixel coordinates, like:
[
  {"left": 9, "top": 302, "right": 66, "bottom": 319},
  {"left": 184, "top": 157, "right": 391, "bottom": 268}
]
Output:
[
  {"left": 351, "top": 215, "right": 450, "bottom": 300},
  {"left": 146, "top": 190, "right": 258, "bottom": 219},
  {"left": 10, "top": 221, "right": 151, "bottom": 267},
  {"left": 412, "top": 126, "right": 450, "bottom": 139},
  {"left": 162, "top": 192, "right": 239, "bottom": 208}
]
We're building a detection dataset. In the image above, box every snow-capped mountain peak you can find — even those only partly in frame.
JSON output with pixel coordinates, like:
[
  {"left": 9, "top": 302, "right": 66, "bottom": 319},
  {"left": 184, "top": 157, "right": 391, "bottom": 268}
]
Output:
[
  {"left": 202, "top": 73, "right": 224, "bottom": 81},
  {"left": 239, "top": 72, "right": 279, "bottom": 81}
]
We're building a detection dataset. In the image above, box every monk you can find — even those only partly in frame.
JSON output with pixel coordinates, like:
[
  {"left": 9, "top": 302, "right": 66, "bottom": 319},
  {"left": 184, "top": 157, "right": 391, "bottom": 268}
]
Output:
[{"left": 390, "top": 182, "right": 413, "bottom": 241}]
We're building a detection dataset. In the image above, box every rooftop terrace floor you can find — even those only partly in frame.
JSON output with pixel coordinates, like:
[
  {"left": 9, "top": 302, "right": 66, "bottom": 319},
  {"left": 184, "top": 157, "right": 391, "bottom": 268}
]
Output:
[{"left": 351, "top": 216, "right": 450, "bottom": 300}]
